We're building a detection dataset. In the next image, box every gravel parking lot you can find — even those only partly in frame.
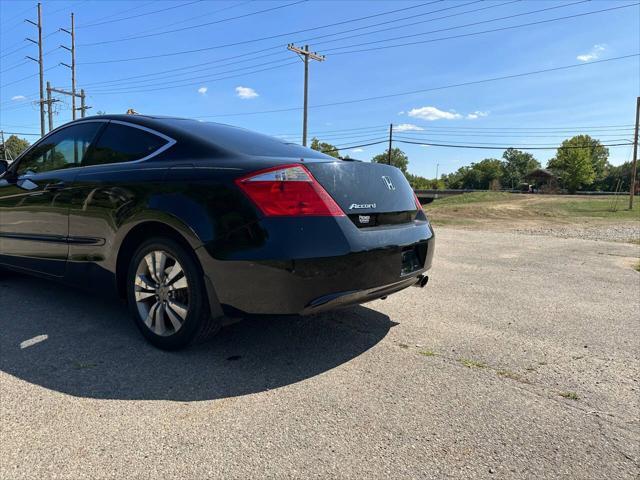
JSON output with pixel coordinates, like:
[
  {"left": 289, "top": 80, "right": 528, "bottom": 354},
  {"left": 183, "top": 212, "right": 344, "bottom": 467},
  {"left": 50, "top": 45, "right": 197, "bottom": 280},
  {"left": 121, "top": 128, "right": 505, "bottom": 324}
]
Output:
[{"left": 1, "top": 228, "right": 639, "bottom": 479}]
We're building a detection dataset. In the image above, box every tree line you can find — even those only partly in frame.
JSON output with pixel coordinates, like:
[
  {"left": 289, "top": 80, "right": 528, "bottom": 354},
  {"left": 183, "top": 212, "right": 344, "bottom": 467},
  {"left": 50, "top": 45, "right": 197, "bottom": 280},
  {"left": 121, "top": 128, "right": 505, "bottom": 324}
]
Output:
[{"left": 311, "top": 134, "right": 634, "bottom": 194}]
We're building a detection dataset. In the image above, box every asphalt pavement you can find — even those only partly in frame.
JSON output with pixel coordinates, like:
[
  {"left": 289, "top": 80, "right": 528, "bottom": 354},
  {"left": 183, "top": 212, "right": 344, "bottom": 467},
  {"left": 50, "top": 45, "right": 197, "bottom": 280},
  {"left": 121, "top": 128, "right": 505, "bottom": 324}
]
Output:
[{"left": 1, "top": 228, "right": 638, "bottom": 479}]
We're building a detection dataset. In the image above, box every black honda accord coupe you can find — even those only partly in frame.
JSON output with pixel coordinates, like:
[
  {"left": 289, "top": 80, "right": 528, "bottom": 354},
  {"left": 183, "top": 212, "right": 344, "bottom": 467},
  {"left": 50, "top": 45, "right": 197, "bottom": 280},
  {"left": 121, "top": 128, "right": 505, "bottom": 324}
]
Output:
[{"left": 0, "top": 115, "right": 434, "bottom": 349}]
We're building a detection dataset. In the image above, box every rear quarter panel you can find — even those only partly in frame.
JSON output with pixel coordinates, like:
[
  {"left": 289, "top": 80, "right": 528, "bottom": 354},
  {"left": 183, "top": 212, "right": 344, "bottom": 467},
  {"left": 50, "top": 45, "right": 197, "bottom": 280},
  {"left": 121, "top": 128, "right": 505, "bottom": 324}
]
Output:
[{"left": 65, "top": 160, "right": 255, "bottom": 292}]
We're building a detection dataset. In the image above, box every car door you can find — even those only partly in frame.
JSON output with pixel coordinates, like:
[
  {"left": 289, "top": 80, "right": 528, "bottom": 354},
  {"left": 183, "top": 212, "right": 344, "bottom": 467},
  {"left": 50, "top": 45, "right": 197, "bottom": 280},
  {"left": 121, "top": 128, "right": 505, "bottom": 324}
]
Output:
[{"left": 0, "top": 121, "right": 104, "bottom": 276}]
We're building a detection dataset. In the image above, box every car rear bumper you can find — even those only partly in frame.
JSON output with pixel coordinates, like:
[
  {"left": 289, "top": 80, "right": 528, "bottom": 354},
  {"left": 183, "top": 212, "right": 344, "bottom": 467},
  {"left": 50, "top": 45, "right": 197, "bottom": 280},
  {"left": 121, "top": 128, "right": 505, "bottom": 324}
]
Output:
[{"left": 196, "top": 217, "right": 435, "bottom": 316}]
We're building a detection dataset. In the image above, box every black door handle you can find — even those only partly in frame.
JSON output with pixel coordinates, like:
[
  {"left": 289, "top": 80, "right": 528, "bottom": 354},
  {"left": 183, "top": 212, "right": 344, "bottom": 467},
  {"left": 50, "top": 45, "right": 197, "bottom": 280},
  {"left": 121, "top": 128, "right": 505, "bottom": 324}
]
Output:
[{"left": 43, "top": 181, "right": 66, "bottom": 191}]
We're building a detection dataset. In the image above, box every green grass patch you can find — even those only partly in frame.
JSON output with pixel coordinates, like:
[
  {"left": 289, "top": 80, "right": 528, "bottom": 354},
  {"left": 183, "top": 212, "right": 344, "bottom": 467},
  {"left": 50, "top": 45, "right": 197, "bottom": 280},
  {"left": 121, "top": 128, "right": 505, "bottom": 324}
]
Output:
[
  {"left": 426, "top": 192, "right": 514, "bottom": 207},
  {"left": 459, "top": 358, "right": 487, "bottom": 369},
  {"left": 423, "top": 192, "right": 640, "bottom": 224},
  {"left": 419, "top": 350, "right": 437, "bottom": 357},
  {"left": 559, "top": 391, "right": 579, "bottom": 400},
  {"left": 533, "top": 197, "right": 640, "bottom": 220}
]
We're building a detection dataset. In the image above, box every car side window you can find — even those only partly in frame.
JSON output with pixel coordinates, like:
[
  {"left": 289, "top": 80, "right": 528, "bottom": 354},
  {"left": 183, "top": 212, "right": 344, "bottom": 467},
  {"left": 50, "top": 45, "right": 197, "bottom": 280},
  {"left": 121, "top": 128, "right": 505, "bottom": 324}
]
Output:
[
  {"left": 82, "top": 123, "right": 168, "bottom": 167},
  {"left": 16, "top": 122, "right": 103, "bottom": 176}
]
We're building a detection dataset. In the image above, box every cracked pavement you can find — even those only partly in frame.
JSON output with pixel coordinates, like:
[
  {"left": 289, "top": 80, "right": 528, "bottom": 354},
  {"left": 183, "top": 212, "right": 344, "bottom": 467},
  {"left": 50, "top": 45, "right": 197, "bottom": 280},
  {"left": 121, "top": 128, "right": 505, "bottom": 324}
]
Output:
[{"left": 1, "top": 228, "right": 639, "bottom": 479}]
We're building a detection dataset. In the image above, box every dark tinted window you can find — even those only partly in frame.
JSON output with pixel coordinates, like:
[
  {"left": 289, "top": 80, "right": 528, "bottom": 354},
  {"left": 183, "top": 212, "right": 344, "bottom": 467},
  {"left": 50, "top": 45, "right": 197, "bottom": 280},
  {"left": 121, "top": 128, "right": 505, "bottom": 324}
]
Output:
[
  {"left": 16, "top": 122, "right": 102, "bottom": 175},
  {"left": 166, "top": 119, "right": 331, "bottom": 159},
  {"left": 83, "top": 122, "right": 168, "bottom": 166}
]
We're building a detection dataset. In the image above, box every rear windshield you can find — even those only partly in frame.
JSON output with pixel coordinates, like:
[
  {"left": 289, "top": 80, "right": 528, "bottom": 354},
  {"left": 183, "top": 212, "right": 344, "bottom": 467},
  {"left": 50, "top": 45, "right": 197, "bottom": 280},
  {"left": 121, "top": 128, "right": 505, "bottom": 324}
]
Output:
[{"left": 166, "top": 119, "right": 331, "bottom": 159}]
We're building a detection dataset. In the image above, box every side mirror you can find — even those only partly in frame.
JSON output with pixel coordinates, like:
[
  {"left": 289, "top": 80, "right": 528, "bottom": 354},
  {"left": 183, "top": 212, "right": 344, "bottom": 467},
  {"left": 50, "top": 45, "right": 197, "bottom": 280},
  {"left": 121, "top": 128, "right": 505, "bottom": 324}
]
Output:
[{"left": 0, "top": 160, "right": 8, "bottom": 177}]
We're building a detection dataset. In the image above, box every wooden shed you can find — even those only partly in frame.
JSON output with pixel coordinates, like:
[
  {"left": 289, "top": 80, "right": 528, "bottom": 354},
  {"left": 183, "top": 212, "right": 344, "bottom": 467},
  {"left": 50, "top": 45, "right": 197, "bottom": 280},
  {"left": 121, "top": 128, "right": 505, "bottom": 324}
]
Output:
[{"left": 524, "top": 168, "right": 558, "bottom": 192}]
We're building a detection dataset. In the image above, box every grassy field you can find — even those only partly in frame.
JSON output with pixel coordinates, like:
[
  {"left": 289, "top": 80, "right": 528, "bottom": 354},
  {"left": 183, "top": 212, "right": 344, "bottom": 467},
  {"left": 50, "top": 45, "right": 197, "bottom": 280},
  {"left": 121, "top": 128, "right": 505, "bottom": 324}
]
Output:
[{"left": 422, "top": 192, "right": 640, "bottom": 226}]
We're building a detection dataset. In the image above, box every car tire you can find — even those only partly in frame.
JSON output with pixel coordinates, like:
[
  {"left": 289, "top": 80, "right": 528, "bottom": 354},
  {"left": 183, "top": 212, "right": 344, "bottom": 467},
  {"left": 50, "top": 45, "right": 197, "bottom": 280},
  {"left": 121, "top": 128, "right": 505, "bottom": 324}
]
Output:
[{"left": 126, "top": 237, "right": 220, "bottom": 350}]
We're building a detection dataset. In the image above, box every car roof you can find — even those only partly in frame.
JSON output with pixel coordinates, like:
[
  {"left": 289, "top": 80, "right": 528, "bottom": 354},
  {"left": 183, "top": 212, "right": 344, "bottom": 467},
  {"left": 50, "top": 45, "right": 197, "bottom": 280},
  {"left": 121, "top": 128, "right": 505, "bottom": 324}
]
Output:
[
  {"left": 75, "top": 114, "right": 228, "bottom": 129},
  {"left": 64, "top": 114, "right": 334, "bottom": 161}
]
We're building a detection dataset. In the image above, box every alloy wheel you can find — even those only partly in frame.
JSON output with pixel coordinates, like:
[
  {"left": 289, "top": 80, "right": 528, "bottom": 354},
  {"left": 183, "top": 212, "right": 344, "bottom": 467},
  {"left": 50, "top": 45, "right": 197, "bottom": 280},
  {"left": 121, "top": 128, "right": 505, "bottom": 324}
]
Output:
[{"left": 134, "top": 250, "right": 190, "bottom": 337}]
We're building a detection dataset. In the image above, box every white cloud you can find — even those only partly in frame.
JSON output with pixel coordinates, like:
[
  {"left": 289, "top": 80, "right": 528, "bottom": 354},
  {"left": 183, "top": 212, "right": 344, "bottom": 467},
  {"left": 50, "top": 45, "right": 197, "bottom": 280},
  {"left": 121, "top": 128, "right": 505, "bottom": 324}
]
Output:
[
  {"left": 577, "top": 44, "right": 606, "bottom": 62},
  {"left": 420, "top": 144, "right": 429, "bottom": 148},
  {"left": 11, "top": 95, "right": 26, "bottom": 101},
  {"left": 351, "top": 148, "right": 364, "bottom": 153},
  {"left": 235, "top": 86, "right": 258, "bottom": 99},
  {"left": 466, "top": 111, "right": 489, "bottom": 120},
  {"left": 407, "top": 106, "right": 462, "bottom": 121},
  {"left": 394, "top": 123, "right": 424, "bottom": 132},
  {"left": 197, "top": 87, "right": 208, "bottom": 95},
  {"left": 397, "top": 110, "right": 405, "bottom": 115}
]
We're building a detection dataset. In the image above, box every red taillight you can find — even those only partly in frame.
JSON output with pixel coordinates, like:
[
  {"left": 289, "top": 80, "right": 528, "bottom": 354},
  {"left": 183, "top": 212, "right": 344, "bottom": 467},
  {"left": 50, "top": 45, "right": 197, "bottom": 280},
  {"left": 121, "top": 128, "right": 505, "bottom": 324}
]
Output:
[
  {"left": 413, "top": 192, "right": 422, "bottom": 210},
  {"left": 235, "top": 164, "right": 345, "bottom": 217}
]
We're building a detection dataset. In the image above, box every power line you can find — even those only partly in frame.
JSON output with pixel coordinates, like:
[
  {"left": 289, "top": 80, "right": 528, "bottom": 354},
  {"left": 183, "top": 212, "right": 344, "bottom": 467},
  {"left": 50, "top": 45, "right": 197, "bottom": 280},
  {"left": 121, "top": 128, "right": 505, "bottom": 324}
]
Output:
[
  {"left": 317, "top": 0, "right": 590, "bottom": 53},
  {"left": 328, "top": 3, "right": 640, "bottom": 56},
  {"left": 321, "top": 140, "right": 389, "bottom": 153},
  {"left": 70, "top": 0, "right": 484, "bottom": 89},
  {"left": 75, "top": 50, "right": 284, "bottom": 88},
  {"left": 0, "top": 64, "right": 58, "bottom": 89},
  {"left": 194, "top": 54, "right": 639, "bottom": 118},
  {"left": 395, "top": 139, "right": 634, "bottom": 150},
  {"left": 77, "top": 0, "right": 205, "bottom": 29},
  {"left": 391, "top": 129, "right": 636, "bottom": 137},
  {"left": 390, "top": 124, "right": 636, "bottom": 131},
  {"left": 79, "top": 0, "right": 308, "bottom": 46},
  {"left": 72, "top": 0, "right": 499, "bottom": 86},
  {"left": 394, "top": 135, "right": 634, "bottom": 147},
  {"left": 0, "top": 60, "right": 29, "bottom": 74},
  {"left": 122, "top": 1, "right": 254, "bottom": 38},
  {"left": 80, "top": 1, "right": 155, "bottom": 24},
  {"left": 0, "top": 24, "right": 61, "bottom": 58},
  {"left": 84, "top": 4, "right": 638, "bottom": 95},
  {"left": 273, "top": 124, "right": 637, "bottom": 136},
  {"left": 88, "top": 57, "right": 295, "bottom": 92},
  {"left": 77, "top": 0, "right": 443, "bottom": 63},
  {"left": 90, "top": 60, "right": 300, "bottom": 94},
  {"left": 0, "top": 3, "right": 35, "bottom": 26}
]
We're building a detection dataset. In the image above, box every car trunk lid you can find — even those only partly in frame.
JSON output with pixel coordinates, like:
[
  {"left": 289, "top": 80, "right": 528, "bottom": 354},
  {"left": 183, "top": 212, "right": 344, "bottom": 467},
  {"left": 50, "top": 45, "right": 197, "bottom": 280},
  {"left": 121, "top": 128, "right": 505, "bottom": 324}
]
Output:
[{"left": 303, "top": 161, "right": 418, "bottom": 226}]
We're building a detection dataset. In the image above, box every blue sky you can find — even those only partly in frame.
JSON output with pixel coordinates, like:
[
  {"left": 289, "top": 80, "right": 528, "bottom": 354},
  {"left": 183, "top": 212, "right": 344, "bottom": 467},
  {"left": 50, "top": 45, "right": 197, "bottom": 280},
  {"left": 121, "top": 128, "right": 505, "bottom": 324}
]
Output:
[{"left": 1, "top": 0, "right": 638, "bottom": 177}]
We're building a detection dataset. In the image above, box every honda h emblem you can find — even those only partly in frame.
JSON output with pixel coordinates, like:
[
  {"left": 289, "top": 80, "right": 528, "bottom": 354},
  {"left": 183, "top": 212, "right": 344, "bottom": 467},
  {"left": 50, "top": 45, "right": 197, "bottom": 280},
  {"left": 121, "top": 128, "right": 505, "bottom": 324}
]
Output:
[{"left": 382, "top": 176, "right": 395, "bottom": 190}]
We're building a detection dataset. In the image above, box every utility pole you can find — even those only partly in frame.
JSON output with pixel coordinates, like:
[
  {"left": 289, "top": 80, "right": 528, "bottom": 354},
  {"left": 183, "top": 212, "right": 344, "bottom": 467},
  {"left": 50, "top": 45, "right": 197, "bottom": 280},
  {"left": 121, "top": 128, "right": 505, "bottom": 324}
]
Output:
[
  {"left": 61, "top": 13, "right": 77, "bottom": 120},
  {"left": 46, "top": 81, "right": 53, "bottom": 131},
  {"left": 387, "top": 123, "right": 393, "bottom": 165},
  {"left": 79, "top": 89, "right": 87, "bottom": 118},
  {"left": 46, "top": 86, "right": 89, "bottom": 130},
  {"left": 629, "top": 96, "right": 639, "bottom": 209},
  {"left": 435, "top": 163, "right": 439, "bottom": 180},
  {"left": 1, "top": 130, "right": 7, "bottom": 162},
  {"left": 25, "top": 3, "right": 45, "bottom": 137},
  {"left": 287, "top": 44, "right": 325, "bottom": 146}
]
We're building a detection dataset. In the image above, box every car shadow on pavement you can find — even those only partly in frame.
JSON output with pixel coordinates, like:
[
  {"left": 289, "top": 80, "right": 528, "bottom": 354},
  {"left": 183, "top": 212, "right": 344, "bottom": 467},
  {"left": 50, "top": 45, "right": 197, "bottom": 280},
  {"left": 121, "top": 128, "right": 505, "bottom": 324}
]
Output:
[{"left": 0, "top": 271, "right": 396, "bottom": 401}]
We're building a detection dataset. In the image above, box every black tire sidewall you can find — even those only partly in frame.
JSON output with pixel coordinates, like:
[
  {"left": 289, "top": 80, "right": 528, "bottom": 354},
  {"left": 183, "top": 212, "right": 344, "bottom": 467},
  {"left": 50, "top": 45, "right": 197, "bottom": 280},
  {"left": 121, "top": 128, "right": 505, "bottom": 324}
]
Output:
[{"left": 126, "top": 237, "right": 209, "bottom": 350}]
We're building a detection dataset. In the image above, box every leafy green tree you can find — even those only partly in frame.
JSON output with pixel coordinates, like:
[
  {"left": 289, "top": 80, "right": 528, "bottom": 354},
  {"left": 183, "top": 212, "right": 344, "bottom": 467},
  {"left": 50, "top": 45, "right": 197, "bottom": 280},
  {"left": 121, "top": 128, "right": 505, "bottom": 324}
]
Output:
[
  {"left": 547, "top": 136, "right": 608, "bottom": 193},
  {"left": 371, "top": 147, "right": 409, "bottom": 173},
  {"left": 593, "top": 161, "right": 633, "bottom": 192},
  {"left": 0, "top": 135, "right": 30, "bottom": 161},
  {"left": 405, "top": 172, "right": 439, "bottom": 189},
  {"left": 474, "top": 158, "right": 504, "bottom": 189},
  {"left": 310, "top": 137, "right": 340, "bottom": 158},
  {"left": 441, "top": 159, "right": 504, "bottom": 189},
  {"left": 501, "top": 148, "right": 540, "bottom": 188}
]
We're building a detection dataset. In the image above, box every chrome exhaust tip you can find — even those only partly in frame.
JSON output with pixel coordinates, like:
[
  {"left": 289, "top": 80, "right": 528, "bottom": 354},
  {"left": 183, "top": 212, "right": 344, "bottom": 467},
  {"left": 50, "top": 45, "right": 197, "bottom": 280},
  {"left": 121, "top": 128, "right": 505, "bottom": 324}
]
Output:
[{"left": 413, "top": 274, "right": 429, "bottom": 288}]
